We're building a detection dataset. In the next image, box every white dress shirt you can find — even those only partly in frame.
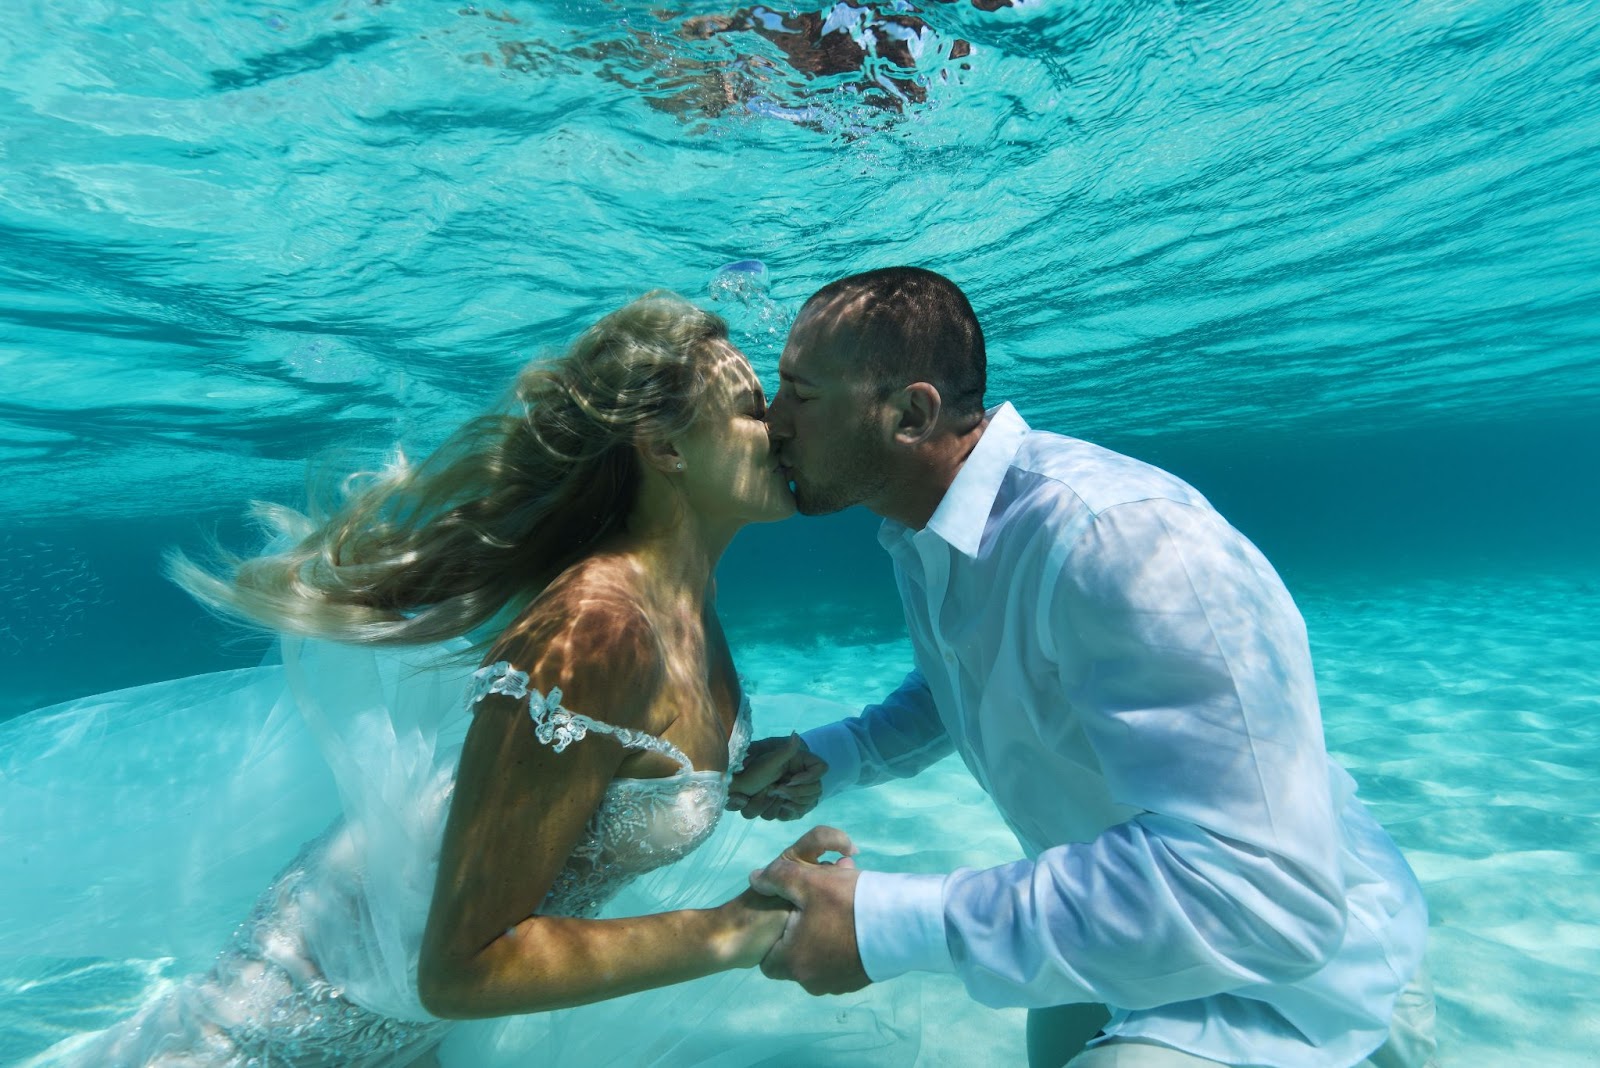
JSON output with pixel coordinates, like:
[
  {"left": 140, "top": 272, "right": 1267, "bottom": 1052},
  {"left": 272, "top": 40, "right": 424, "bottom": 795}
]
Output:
[{"left": 802, "top": 403, "right": 1428, "bottom": 1068}]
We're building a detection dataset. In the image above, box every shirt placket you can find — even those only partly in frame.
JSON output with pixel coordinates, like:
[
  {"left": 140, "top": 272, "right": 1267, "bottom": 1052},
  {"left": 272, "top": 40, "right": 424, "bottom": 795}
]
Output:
[{"left": 916, "top": 535, "right": 973, "bottom": 758}]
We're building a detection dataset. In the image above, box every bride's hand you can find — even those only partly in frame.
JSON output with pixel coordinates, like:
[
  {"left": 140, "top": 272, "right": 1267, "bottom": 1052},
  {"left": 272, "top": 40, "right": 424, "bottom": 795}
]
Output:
[
  {"left": 728, "top": 733, "right": 827, "bottom": 821},
  {"left": 716, "top": 887, "right": 793, "bottom": 969},
  {"left": 715, "top": 827, "right": 859, "bottom": 968}
]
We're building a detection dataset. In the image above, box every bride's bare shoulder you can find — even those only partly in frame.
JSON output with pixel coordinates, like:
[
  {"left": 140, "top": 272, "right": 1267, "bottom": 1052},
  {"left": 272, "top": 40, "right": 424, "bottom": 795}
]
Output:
[{"left": 483, "top": 555, "right": 664, "bottom": 710}]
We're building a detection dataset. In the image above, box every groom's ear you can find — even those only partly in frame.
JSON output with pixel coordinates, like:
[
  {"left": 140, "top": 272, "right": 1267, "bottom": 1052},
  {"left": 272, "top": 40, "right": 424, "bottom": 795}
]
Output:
[{"left": 890, "top": 382, "right": 942, "bottom": 446}]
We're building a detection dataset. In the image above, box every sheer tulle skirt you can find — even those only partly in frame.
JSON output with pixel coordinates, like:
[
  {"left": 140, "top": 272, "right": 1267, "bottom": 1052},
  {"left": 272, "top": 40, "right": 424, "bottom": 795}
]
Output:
[{"left": 0, "top": 641, "right": 919, "bottom": 1067}]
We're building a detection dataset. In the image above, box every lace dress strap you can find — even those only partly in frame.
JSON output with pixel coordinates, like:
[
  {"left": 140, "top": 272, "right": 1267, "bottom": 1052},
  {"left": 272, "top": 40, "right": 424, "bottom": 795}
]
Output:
[{"left": 470, "top": 661, "right": 695, "bottom": 773}]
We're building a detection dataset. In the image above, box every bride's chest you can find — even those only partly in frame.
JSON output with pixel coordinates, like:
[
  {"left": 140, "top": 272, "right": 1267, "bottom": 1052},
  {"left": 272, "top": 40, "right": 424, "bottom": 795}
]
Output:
[
  {"left": 539, "top": 776, "right": 726, "bottom": 917},
  {"left": 587, "top": 776, "right": 726, "bottom": 865}
]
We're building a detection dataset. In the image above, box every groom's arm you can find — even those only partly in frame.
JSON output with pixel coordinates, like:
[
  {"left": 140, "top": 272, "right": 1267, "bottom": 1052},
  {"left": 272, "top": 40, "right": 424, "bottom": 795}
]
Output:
[
  {"left": 758, "top": 499, "right": 1355, "bottom": 1006},
  {"left": 730, "top": 670, "right": 953, "bottom": 821},
  {"left": 800, "top": 668, "right": 954, "bottom": 795}
]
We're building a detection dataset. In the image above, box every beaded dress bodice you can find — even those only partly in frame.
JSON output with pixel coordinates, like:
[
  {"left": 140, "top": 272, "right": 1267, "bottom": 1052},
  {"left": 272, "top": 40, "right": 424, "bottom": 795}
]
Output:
[
  {"left": 67, "top": 662, "right": 751, "bottom": 1068},
  {"left": 470, "top": 661, "right": 753, "bottom": 919}
]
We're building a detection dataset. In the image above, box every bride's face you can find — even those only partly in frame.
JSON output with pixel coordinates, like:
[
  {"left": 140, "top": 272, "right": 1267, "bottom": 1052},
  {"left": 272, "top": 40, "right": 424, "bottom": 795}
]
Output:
[{"left": 673, "top": 341, "right": 796, "bottom": 525}]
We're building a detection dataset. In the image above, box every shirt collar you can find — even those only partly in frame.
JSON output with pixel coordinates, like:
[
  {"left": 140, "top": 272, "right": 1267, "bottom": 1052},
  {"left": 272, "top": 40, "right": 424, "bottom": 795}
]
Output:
[{"left": 878, "top": 402, "right": 1029, "bottom": 559}]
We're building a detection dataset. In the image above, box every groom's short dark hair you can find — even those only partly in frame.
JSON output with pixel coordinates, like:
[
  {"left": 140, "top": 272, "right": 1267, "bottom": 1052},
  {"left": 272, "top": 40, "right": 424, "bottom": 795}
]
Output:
[{"left": 805, "top": 267, "right": 986, "bottom": 422}]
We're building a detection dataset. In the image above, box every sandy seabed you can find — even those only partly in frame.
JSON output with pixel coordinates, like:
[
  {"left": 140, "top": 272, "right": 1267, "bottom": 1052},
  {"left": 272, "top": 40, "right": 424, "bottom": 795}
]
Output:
[
  {"left": 722, "top": 568, "right": 1600, "bottom": 1065},
  {"left": 3, "top": 570, "right": 1597, "bottom": 1066}
]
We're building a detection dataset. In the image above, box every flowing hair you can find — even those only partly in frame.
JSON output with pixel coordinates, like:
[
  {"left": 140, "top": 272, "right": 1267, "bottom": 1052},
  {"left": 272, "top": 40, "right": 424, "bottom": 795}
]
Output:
[{"left": 168, "top": 291, "right": 728, "bottom": 646}]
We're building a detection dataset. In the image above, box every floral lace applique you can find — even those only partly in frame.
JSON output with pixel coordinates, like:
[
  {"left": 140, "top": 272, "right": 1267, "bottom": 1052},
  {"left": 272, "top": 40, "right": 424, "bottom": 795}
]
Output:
[
  {"left": 470, "top": 661, "right": 693, "bottom": 770},
  {"left": 472, "top": 661, "right": 592, "bottom": 752}
]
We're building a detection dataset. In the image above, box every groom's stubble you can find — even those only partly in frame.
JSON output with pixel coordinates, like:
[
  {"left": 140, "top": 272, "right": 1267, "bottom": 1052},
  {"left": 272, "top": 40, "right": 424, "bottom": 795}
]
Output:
[{"left": 789, "top": 411, "right": 892, "bottom": 517}]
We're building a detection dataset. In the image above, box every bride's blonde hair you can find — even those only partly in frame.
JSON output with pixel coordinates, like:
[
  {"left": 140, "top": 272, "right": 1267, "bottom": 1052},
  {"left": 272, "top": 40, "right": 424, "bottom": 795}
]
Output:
[{"left": 169, "top": 291, "right": 728, "bottom": 645}]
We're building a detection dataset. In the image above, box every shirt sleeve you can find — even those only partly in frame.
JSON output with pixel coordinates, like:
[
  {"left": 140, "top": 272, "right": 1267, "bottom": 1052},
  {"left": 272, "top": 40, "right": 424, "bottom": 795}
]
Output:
[
  {"left": 854, "top": 498, "right": 1351, "bottom": 1010},
  {"left": 800, "top": 669, "right": 955, "bottom": 797}
]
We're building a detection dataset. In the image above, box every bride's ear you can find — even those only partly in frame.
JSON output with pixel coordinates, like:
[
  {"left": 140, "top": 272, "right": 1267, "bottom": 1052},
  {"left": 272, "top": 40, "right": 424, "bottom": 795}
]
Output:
[{"left": 638, "top": 436, "right": 685, "bottom": 477}]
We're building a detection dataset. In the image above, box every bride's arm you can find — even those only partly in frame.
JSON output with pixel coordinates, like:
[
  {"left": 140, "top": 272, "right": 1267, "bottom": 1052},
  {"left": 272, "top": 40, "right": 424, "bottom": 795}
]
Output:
[{"left": 417, "top": 598, "right": 785, "bottom": 1020}]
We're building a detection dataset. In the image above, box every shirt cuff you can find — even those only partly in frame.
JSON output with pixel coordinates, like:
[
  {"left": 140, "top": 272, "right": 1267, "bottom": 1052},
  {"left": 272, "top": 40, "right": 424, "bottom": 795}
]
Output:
[
  {"left": 800, "top": 721, "right": 862, "bottom": 798},
  {"left": 854, "top": 870, "right": 955, "bottom": 982}
]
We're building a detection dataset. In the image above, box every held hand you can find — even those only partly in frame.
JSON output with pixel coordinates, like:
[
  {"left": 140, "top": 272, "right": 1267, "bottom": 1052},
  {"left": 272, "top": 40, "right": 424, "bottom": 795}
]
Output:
[
  {"left": 727, "top": 733, "right": 827, "bottom": 822},
  {"left": 748, "top": 826, "right": 869, "bottom": 995},
  {"left": 716, "top": 887, "right": 794, "bottom": 970}
]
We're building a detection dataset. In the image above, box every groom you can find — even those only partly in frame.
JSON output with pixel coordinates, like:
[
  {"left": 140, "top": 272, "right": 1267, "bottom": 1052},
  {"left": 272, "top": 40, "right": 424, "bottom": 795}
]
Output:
[{"left": 734, "top": 267, "right": 1437, "bottom": 1067}]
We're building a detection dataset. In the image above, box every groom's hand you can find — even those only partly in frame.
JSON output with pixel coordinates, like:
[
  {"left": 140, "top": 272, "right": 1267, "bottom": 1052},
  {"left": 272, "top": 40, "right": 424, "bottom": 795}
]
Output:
[
  {"left": 749, "top": 826, "right": 869, "bottom": 995},
  {"left": 728, "top": 733, "right": 826, "bottom": 821}
]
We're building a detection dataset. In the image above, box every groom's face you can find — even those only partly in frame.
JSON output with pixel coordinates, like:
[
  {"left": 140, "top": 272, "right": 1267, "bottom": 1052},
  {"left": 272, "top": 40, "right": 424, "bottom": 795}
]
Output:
[{"left": 767, "top": 303, "right": 891, "bottom": 516}]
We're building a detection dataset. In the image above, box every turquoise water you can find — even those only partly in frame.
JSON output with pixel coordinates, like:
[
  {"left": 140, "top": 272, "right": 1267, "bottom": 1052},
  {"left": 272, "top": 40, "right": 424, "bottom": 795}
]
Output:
[{"left": 2, "top": 0, "right": 1598, "bottom": 1063}]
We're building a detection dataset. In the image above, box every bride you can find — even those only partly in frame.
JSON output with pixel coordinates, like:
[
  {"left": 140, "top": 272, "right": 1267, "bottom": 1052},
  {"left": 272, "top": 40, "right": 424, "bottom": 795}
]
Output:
[{"left": 10, "top": 291, "right": 856, "bottom": 1066}]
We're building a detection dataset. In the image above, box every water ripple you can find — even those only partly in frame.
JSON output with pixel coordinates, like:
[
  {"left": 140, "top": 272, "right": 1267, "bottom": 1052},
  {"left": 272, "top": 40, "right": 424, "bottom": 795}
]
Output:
[{"left": 1, "top": 0, "right": 1597, "bottom": 519}]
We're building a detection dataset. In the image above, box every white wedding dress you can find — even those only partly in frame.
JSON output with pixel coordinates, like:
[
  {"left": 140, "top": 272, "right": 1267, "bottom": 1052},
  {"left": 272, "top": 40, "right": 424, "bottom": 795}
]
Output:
[{"left": 1, "top": 638, "right": 918, "bottom": 1067}]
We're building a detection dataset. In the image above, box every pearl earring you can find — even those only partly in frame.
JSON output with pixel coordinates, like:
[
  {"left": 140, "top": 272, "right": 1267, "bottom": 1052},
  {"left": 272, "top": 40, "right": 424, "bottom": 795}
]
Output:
[{"left": 675, "top": 462, "right": 684, "bottom": 471}]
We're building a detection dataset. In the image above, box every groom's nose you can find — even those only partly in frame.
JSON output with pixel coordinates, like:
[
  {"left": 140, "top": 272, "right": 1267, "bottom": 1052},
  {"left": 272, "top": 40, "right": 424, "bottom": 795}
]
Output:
[{"left": 764, "top": 389, "right": 793, "bottom": 439}]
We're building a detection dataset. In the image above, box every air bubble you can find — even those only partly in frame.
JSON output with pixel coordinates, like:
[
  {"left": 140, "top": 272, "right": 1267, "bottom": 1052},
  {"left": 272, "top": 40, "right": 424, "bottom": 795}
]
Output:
[
  {"left": 710, "top": 259, "right": 769, "bottom": 300},
  {"left": 708, "top": 259, "right": 792, "bottom": 366}
]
